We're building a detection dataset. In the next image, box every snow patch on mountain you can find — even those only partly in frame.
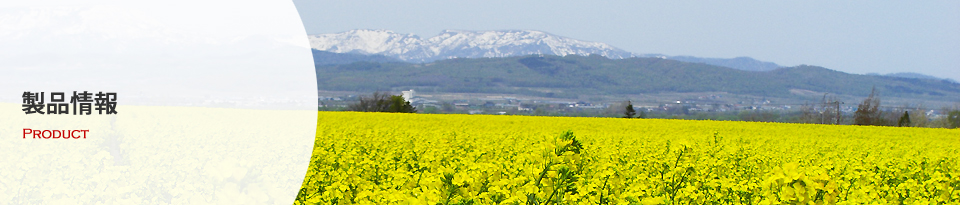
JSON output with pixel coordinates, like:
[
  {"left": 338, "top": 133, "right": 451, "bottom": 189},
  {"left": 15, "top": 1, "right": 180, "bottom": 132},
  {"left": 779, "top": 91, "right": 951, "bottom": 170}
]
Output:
[{"left": 308, "top": 29, "right": 635, "bottom": 62}]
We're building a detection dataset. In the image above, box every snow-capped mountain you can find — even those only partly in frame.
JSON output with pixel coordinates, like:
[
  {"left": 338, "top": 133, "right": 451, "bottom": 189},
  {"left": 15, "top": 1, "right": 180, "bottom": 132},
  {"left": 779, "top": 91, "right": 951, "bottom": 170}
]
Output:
[
  {"left": 309, "top": 29, "right": 785, "bottom": 71},
  {"left": 308, "top": 29, "right": 636, "bottom": 62}
]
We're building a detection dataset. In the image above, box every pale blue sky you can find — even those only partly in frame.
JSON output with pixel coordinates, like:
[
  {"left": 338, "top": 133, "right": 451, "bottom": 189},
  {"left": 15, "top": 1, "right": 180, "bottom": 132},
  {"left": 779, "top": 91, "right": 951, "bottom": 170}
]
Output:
[{"left": 293, "top": 0, "right": 959, "bottom": 81}]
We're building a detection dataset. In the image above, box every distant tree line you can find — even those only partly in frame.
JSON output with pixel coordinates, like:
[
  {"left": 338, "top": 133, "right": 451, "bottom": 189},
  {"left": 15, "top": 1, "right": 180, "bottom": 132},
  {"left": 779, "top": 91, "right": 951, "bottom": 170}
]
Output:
[
  {"left": 849, "top": 87, "right": 960, "bottom": 128},
  {"left": 336, "top": 89, "right": 959, "bottom": 129},
  {"left": 615, "top": 87, "right": 960, "bottom": 129},
  {"left": 347, "top": 91, "right": 416, "bottom": 113}
]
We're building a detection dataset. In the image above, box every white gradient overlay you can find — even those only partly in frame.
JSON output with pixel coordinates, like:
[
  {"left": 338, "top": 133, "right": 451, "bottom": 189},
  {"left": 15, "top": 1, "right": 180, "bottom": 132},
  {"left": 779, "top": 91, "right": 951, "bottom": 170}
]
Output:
[{"left": 1, "top": 0, "right": 318, "bottom": 204}]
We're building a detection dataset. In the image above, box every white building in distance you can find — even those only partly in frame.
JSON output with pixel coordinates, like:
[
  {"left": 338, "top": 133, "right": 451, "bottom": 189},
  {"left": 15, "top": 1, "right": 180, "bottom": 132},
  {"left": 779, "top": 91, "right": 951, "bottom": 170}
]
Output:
[{"left": 401, "top": 90, "right": 415, "bottom": 102}]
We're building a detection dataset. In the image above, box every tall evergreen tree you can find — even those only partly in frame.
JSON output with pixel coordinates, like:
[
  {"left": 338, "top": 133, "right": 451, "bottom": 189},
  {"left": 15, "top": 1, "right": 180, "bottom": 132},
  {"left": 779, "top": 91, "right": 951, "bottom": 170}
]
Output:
[
  {"left": 897, "top": 111, "right": 911, "bottom": 127},
  {"left": 624, "top": 101, "right": 636, "bottom": 118}
]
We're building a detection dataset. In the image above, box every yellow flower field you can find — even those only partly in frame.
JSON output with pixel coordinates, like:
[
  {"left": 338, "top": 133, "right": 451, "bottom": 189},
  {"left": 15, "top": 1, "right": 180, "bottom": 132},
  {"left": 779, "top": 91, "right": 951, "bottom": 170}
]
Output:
[{"left": 296, "top": 112, "right": 960, "bottom": 205}]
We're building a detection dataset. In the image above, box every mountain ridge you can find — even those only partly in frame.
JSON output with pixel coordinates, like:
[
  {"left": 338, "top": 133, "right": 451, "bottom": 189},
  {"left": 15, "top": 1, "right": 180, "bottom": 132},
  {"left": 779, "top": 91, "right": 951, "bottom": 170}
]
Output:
[
  {"left": 309, "top": 29, "right": 783, "bottom": 71},
  {"left": 315, "top": 54, "right": 960, "bottom": 104},
  {"left": 868, "top": 72, "right": 957, "bottom": 83},
  {"left": 309, "top": 29, "right": 635, "bottom": 62}
]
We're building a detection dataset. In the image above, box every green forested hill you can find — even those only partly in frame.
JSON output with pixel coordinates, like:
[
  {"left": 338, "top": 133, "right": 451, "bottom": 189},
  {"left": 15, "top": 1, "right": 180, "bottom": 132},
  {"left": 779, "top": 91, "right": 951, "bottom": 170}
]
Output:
[
  {"left": 312, "top": 50, "right": 400, "bottom": 66},
  {"left": 315, "top": 54, "right": 960, "bottom": 101}
]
